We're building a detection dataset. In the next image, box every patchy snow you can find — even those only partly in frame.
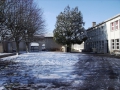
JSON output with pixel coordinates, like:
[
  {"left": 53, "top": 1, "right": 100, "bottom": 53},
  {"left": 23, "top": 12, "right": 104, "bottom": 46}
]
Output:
[
  {"left": 0, "top": 52, "right": 80, "bottom": 89},
  {"left": 42, "top": 44, "right": 45, "bottom": 46},
  {"left": 1, "top": 54, "right": 19, "bottom": 60},
  {"left": 0, "top": 86, "right": 4, "bottom": 90},
  {"left": 1, "top": 52, "right": 119, "bottom": 89},
  {"left": 36, "top": 74, "right": 61, "bottom": 79}
]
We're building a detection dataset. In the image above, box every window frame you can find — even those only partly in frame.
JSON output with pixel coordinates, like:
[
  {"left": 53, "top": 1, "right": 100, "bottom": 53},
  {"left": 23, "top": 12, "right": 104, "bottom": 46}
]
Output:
[
  {"left": 111, "top": 22, "right": 114, "bottom": 30},
  {"left": 116, "top": 39, "right": 119, "bottom": 50},
  {"left": 111, "top": 39, "right": 115, "bottom": 50},
  {"left": 115, "top": 20, "right": 118, "bottom": 30}
]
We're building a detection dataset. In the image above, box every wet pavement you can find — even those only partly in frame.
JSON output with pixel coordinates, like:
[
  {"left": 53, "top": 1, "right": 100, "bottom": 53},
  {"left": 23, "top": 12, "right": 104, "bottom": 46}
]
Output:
[{"left": 0, "top": 52, "right": 120, "bottom": 90}]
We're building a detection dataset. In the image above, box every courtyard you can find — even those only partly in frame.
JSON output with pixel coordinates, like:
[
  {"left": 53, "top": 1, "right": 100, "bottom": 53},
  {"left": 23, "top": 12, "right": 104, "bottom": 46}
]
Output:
[{"left": 0, "top": 52, "right": 120, "bottom": 90}]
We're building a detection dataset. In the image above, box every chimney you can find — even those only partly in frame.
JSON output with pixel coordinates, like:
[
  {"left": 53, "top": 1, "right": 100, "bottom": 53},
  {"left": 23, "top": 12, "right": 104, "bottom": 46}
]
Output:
[{"left": 92, "top": 22, "right": 96, "bottom": 27}]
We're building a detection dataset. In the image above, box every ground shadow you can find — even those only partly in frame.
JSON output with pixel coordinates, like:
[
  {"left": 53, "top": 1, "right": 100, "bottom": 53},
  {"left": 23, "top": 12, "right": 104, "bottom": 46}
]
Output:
[{"left": 72, "top": 55, "right": 120, "bottom": 90}]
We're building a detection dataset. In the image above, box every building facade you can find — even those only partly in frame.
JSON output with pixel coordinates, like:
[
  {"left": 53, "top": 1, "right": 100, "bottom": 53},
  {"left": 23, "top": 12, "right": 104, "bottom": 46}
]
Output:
[
  {"left": 45, "top": 37, "right": 63, "bottom": 51},
  {"left": 84, "top": 14, "right": 120, "bottom": 54}
]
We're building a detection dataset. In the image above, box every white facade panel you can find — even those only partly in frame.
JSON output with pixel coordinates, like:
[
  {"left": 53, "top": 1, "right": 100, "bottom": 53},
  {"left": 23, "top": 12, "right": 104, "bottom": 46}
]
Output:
[
  {"left": 110, "top": 32, "right": 115, "bottom": 38},
  {"left": 85, "top": 14, "right": 120, "bottom": 54},
  {"left": 114, "top": 31, "right": 120, "bottom": 39}
]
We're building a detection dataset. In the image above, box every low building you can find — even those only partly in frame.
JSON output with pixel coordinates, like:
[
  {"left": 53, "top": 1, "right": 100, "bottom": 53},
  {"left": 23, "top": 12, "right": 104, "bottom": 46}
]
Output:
[
  {"left": 44, "top": 37, "right": 85, "bottom": 52},
  {"left": 7, "top": 41, "right": 26, "bottom": 52},
  {"left": 45, "top": 37, "right": 63, "bottom": 51},
  {"left": 84, "top": 14, "right": 120, "bottom": 54}
]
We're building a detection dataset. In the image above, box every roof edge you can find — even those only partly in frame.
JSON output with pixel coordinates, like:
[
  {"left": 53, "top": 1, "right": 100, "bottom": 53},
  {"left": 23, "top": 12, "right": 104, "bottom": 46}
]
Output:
[{"left": 87, "top": 13, "right": 120, "bottom": 30}]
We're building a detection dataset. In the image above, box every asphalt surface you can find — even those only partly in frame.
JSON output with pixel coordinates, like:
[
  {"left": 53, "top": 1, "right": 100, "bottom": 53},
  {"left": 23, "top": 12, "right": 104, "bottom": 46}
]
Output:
[{"left": 73, "top": 55, "right": 120, "bottom": 90}]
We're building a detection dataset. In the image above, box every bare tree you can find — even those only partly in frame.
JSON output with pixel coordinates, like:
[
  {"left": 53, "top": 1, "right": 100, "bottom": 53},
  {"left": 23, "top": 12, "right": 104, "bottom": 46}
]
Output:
[
  {"left": 4, "top": 0, "right": 27, "bottom": 54},
  {"left": 0, "top": 0, "right": 15, "bottom": 52},
  {"left": 0, "top": 0, "right": 8, "bottom": 40},
  {"left": 4, "top": 0, "right": 45, "bottom": 54},
  {"left": 22, "top": 1, "right": 45, "bottom": 53}
]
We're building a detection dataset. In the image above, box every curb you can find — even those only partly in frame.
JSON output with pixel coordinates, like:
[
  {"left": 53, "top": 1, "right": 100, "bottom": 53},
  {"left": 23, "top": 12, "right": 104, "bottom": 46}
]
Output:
[{"left": 0, "top": 53, "right": 16, "bottom": 58}]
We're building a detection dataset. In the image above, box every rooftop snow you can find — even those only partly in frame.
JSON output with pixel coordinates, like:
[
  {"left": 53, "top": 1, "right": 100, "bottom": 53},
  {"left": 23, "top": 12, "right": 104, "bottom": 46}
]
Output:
[{"left": 31, "top": 42, "right": 39, "bottom": 46}]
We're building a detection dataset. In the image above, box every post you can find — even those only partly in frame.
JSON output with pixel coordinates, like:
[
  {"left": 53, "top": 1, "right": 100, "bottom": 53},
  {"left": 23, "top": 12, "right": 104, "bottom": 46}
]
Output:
[
  {"left": 25, "top": 30, "right": 29, "bottom": 53},
  {"left": 2, "top": 35, "right": 5, "bottom": 52}
]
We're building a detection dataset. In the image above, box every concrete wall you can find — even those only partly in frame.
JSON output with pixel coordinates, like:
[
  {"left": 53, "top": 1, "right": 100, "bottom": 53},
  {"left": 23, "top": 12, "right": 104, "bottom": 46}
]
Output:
[
  {"left": 0, "top": 43, "right": 3, "bottom": 53},
  {"left": 45, "top": 37, "right": 63, "bottom": 51},
  {"left": 7, "top": 41, "right": 26, "bottom": 52}
]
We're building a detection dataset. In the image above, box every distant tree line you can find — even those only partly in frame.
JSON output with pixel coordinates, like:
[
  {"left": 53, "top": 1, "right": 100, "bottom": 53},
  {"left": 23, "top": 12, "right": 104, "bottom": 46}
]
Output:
[{"left": 0, "top": 0, "right": 45, "bottom": 54}]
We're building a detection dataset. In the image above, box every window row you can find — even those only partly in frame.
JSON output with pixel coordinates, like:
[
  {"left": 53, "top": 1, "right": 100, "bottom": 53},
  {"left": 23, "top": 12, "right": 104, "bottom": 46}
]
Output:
[
  {"left": 111, "top": 20, "right": 119, "bottom": 30},
  {"left": 87, "top": 29, "right": 106, "bottom": 37},
  {"left": 111, "top": 39, "right": 119, "bottom": 49},
  {"left": 88, "top": 41, "right": 104, "bottom": 49}
]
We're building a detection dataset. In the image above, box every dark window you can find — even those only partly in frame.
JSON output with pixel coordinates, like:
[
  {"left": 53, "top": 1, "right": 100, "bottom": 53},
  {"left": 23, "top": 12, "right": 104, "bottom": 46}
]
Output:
[{"left": 117, "top": 46, "right": 119, "bottom": 49}]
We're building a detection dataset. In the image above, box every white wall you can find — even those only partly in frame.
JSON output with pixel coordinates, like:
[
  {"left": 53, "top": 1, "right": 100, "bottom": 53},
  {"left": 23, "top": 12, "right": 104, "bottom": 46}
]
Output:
[
  {"left": 106, "top": 16, "right": 120, "bottom": 53},
  {"left": 71, "top": 42, "right": 84, "bottom": 52}
]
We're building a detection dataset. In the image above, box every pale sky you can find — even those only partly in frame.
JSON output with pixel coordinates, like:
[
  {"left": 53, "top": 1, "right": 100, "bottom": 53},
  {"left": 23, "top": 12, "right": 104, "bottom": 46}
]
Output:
[{"left": 34, "top": 0, "right": 120, "bottom": 36}]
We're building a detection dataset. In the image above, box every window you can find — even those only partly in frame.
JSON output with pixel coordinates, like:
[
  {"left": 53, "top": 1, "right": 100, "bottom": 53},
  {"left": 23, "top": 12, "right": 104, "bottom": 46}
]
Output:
[
  {"left": 115, "top": 20, "right": 118, "bottom": 30},
  {"left": 101, "top": 26, "right": 104, "bottom": 29},
  {"left": 116, "top": 39, "right": 119, "bottom": 49},
  {"left": 111, "top": 22, "right": 114, "bottom": 30},
  {"left": 111, "top": 39, "right": 114, "bottom": 49},
  {"left": 101, "top": 41, "right": 104, "bottom": 49},
  {"left": 102, "top": 30, "right": 104, "bottom": 34},
  {"left": 112, "top": 39, "right": 114, "bottom": 42},
  {"left": 95, "top": 42, "right": 97, "bottom": 48}
]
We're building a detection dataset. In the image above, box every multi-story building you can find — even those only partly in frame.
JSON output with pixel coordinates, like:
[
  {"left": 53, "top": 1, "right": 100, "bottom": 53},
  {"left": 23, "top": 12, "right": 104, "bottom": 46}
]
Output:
[{"left": 84, "top": 14, "right": 120, "bottom": 54}]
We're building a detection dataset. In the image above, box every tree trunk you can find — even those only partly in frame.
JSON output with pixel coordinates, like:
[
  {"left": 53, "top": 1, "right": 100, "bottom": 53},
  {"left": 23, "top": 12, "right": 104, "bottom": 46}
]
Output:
[
  {"left": 67, "top": 44, "right": 71, "bottom": 52},
  {"left": 25, "top": 42, "right": 29, "bottom": 53},
  {"left": 15, "top": 41, "right": 19, "bottom": 55},
  {"left": 2, "top": 41, "right": 5, "bottom": 53}
]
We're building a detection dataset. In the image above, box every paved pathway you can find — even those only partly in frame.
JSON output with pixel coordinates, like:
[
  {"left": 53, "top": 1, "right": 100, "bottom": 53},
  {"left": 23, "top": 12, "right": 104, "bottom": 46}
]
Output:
[{"left": 0, "top": 52, "right": 120, "bottom": 90}]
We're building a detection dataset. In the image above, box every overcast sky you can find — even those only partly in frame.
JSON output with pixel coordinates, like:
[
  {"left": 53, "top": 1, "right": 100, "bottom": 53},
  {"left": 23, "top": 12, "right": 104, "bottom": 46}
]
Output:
[{"left": 34, "top": 0, "right": 120, "bottom": 36}]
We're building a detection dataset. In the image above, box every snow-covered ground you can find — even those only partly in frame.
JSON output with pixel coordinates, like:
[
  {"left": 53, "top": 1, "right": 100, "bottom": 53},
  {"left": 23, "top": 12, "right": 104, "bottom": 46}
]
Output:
[
  {"left": 0, "top": 52, "right": 81, "bottom": 89},
  {"left": 0, "top": 52, "right": 120, "bottom": 90}
]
